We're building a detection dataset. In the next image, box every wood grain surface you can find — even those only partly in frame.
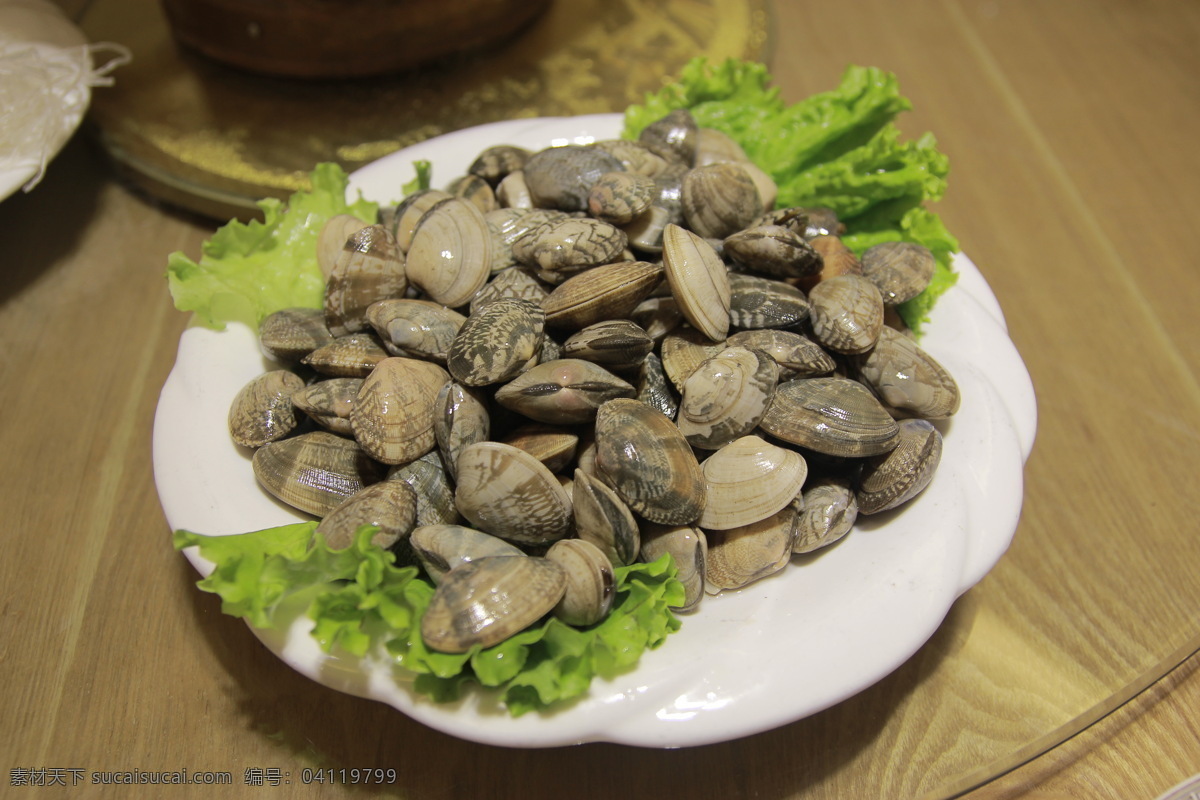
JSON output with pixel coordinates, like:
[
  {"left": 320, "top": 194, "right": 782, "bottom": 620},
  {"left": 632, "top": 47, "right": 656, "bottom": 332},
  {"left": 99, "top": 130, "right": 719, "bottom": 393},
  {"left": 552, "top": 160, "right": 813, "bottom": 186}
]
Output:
[{"left": 2, "top": 0, "right": 1198, "bottom": 797}]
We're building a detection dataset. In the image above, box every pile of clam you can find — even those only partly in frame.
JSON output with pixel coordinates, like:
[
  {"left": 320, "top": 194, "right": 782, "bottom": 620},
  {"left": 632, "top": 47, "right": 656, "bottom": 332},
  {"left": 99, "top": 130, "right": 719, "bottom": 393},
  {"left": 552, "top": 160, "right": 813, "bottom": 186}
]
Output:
[{"left": 227, "top": 109, "right": 960, "bottom": 655}]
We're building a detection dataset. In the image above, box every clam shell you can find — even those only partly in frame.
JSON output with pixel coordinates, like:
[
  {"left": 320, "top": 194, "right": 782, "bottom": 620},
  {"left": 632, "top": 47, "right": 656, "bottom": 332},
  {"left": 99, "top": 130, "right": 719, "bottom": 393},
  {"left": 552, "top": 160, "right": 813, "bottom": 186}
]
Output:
[
  {"left": 410, "top": 524, "right": 525, "bottom": 585},
  {"left": 572, "top": 468, "right": 640, "bottom": 566},
  {"left": 350, "top": 357, "right": 449, "bottom": 465},
  {"left": 861, "top": 241, "right": 935, "bottom": 305},
  {"left": 591, "top": 138, "right": 670, "bottom": 177},
  {"left": 680, "top": 162, "right": 764, "bottom": 240},
  {"left": 390, "top": 188, "right": 452, "bottom": 252},
  {"left": 546, "top": 538, "right": 615, "bottom": 627},
  {"left": 522, "top": 144, "right": 626, "bottom": 211},
  {"left": 301, "top": 333, "right": 389, "bottom": 377},
  {"left": 542, "top": 260, "right": 663, "bottom": 331},
  {"left": 639, "top": 522, "right": 706, "bottom": 613},
  {"left": 432, "top": 381, "right": 490, "bottom": 476},
  {"left": 851, "top": 325, "right": 961, "bottom": 419},
  {"left": 807, "top": 274, "right": 885, "bottom": 354},
  {"left": 289, "top": 376, "right": 362, "bottom": 436},
  {"left": 637, "top": 108, "right": 698, "bottom": 165},
  {"left": 726, "top": 329, "right": 835, "bottom": 379},
  {"left": 315, "top": 478, "right": 418, "bottom": 551},
  {"left": 724, "top": 224, "right": 822, "bottom": 280},
  {"left": 635, "top": 351, "right": 679, "bottom": 420},
  {"left": 759, "top": 377, "right": 900, "bottom": 457},
  {"left": 660, "top": 326, "right": 725, "bottom": 392},
  {"left": 561, "top": 319, "right": 654, "bottom": 371},
  {"left": 324, "top": 224, "right": 407, "bottom": 337},
  {"left": 421, "top": 556, "right": 566, "bottom": 653},
  {"left": 511, "top": 216, "right": 628, "bottom": 275},
  {"left": 587, "top": 171, "right": 656, "bottom": 224},
  {"left": 317, "top": 214, "right": 370, "bottom": 278},
  {"left": 388, "top": 449, "right": 461, "bottom": 527},
  {"left": 676, "top": 346, "right": 778, "bottom": 450},
  {"left": 705, "top": 507, "right": 796, "bottom": 592},
  {"left": 792, "top": 475, "right": 857, "bottom": 554},
  {"left": 365, "top": 298, "right": 466, "bottom": 363},
  {"left": 405, "top": 197, "right": 493, "bottom": 308},
  {"left": 662, "top": 223, "right": 731, "bottom": 342},
  {"left": 494, "top": 358, "right": 634, "bottom": 425},
  {"left": 594, "top": 398, "right": 705, "bottom": 525},
  {"left": 796, "top": 234, "right": 862, "bottom": 291},
  {"left": 228, "top": 369, "right": 305, "bottom": 448},
  {"left": 468, "top": 144, "right": 531, "bottom": 185},
  {"left": 259, "top": 307, "right": 334, "bottom": 363},
  {"left": 501, "top": 424, "right": 579, "bottom": 473},
  {"left": 696, "top": 435, "right": 807, "bottom": 531},
  {"left": 251, "top": 430, "right": 386, "bottom": 518},
  {"left": 856, "top": 418, "right": 943, "bottom": 514},
  {"left": 446, "top": 297, "right": 545, "bottom": 386},
  {"left": 470, "top": 266, "right": 549, "bottom": 314},
  {"left": 453, "top": 441, "right": 573, "bottom": 546},
  {"left": 728, "top": 273, "right": 811, "bottom": 330},
  {"left": 447, "top": 173, "right": 497, "bottom": 214}
]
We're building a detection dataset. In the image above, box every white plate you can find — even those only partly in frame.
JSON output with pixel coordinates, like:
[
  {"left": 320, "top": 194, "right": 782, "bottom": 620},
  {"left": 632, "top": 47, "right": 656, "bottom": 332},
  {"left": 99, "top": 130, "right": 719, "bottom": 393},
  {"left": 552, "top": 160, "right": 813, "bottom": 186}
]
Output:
[{"left": 155, "top": 114, "right": 1037, "bottom": 749}]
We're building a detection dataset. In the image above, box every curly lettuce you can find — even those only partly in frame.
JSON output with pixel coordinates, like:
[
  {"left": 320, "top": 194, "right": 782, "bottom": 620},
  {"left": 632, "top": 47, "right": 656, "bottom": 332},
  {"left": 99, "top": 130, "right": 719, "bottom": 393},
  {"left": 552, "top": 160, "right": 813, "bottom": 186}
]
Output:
[
  {"left": 165, "top": 163, "right": 378, "bottom": 332},
  {"left": 624, "top": 58, "right": 959, "bottom": 334},
  {"left": 174, "top": 524, "right": 684, "bottom": 716}
]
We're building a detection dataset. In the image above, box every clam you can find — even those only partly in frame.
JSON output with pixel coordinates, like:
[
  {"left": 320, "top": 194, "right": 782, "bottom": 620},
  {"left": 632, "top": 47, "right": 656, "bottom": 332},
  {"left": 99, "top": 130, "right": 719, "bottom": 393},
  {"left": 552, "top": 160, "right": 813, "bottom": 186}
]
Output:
[
  {"left": 289, "top": 376, "right": 361, "bottom": 436},
  {"left": 860, "top": 241, "right": 936, "bottom": 305},
  {"left": 317, "top": 214, "right": 370, "bottom": 278},
  {"left": 542, "top": 260, "right": 663, "bottom": 331},
  {"left": 807, "top": 273, "right": 885, "bottom": 354},
  {"left": 724, "top": 224, "right": 822, "bottom": 280},
  {"left": 660, "top": 326, "right": 726, "bottom": 391},
  {"left": 301, "top": 332, "right": 390, "bottom": 378},
  {"left": 251, "top": 430, "right": 386, "bottom": 518},
  {"left": 468, "top": 144, "right": 532, "bottom": 185},
  {"left": 728, "top": 273, "right": 811, "bottom": 331},
  {"left": 446, "top": 297, "right": 544, "bottom": 386},
  {"left": 501, "top": 424, "right": 579, "bottom": 473},
  {"left": 675, "top": 346, "right": 778, "bottom": 450},
  {"left": 796, "top": 234, "right": 862, "bottom": 291},
  {"left": 591, "top": 138, "right": 670, "bottom": 177},
  {"left": 365, "top": 298, "right": 466, "bottom": 363},
  {"left": 494, "top": 358, "right": 634, "bottom": 425},
  {"left": 635, "top": 351, "right": 679, "bottom": 420},
  {"left": 388, "top": 449, "right": 461, "bottom": 527},
  {"left": 725, "top": 329, "right": 836, "bottom": 379},
  {"left": 696, "top": 435, "right": 807, "bottom": 531},
  {"left": 639, "top": 522, "right": 706, "bottom": 612},
  {"left": 546, "top": 538, "right": 615, "bottom": 627},
  {"left": 572, "top": 468, "right": 640, "bottom": 566},
  {"left": 792, "top": 475, "right": 857, "bottom": 554},
  {"left": 630, "top": 295, "right": 683, "bottom": 343},
  {"left": 469, "top": 266, "right": 549, "bottom": 314},
  {"left": 637, "top": 108, "right": 698, "bottom": 165},
  {"left": 496, "top": 170, "right": 533, "bottom": 210},
  {"left": 446, "top": 173, "right": 498, "bottom": 214},
  {"left": 856, "top": 418, "right": 943, "bottom": 514},
  {"left": 315, "top": 478, "right": 418, "bottom": 551},
  {"left": 390, "top": 188, "right": 453, "bottom": 252},
  {"left": 587, "top": 171, "right": 657, "bottom": 224},
  {"left": 661, "top": 223, "right": 731, "bottom": 342},
  {"left": 410, "top": 524, "right": 525, "bottom": 585},
  {"left": 561, "top": 319, "right": 654, "bottom": 371},
  {"left": 405, "top": 196, "right": 493, "bottom": 308},
  {"left": 432, "top": 380, "right": 490, "bottom": 476},
  {"left": 453, "top": 441, "right": 573, "bottom": 546},
  {"left": 522, "top": 144, "right": 626, "bottom": 212},
  {"left": 421, "top": 556, "right": 567, "bottom": 653},
  {"left": 350, "top": 356, "right": 449, "bottom": 465},
  {"left": 259, "top": 307, "right": 334, "bottom": 363},
  {"left": 705, "top": 507, "right": 796, "bottom": 592},
  {"left": 680, "top": 162, "right": 765, "bottom": 240},
  {"left": 324, "top": 224, "right": 408, "bottom": 337},
  {"left": 594, "top": 398, "right": 706, "bottom": 525},
  {"left": 851, "top": 325, "right": 961, "bottom": 419},
  {"left": 759, "top": 376, "right": 900, "bottom": 457},
  {"left": 511, "top": 216, "right": 628, "bottom": 276},
  {"left": 228, "top": 369, "right": 305, "bottom": 448}
]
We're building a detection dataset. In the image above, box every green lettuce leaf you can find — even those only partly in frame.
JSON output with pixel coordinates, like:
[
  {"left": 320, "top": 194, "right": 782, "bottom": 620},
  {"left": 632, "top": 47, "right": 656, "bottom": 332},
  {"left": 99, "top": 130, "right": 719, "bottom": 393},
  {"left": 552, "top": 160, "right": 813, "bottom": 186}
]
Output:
[
  {"left": 174, "top": 524, "right": 684, "bottom": 716},
  {"left": 165, "top": 163, "right": 378, "bottom": 332},
  {"left": 624, "top": 58, "right": 959, "bottom": 335}
]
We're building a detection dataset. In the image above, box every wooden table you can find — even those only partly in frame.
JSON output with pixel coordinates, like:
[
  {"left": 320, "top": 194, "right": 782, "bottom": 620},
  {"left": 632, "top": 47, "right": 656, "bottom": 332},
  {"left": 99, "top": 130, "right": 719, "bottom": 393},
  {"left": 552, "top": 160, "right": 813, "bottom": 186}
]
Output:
[{"left": 3, "top": 1, "right": 1198, "bottom": 797}]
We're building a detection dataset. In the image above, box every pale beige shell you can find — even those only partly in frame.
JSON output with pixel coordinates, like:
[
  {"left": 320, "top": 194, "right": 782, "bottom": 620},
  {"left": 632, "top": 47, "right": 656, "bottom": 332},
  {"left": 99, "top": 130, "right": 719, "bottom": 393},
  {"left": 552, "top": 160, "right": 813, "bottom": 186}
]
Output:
[
  {"left": 289, "top": 376, "right": 361, "bottom": 436},
  {"left": 725, "top": 329, "right": 835, "bottom": 379},
  {"left": 860, "top": 241, "right": 935, "bottom": 305},
  {"left": 594, "top": 398, "right": 706, "bottom": 525},
  {"left": 316, "top": 214, "right": 370, "bottom": 278},
  {"left": 420, "top": 556, "right": 566, "bottom": 653},
  {"left": 587, "top": 171, "right": 657, "bottom": 225},
  {"left": 301, "top": 333, "right": 389, "bottom": 378},
  {"left": 696, "top": 435, "right": 808, "bottom": 531},
  {"left": 661, "top": 223, "right": 731, "bottom": 342},
  {"left": 792, "top": 475, "right": 857, "bottom": 554},
  {"left": 258, "top": 307, "right": 335, "bottom": 364},
  {"left": 365, "top": 298, "right": 466, "bottom": 363},
  {"left": 251, "top": 431, "right": 386, "bottom": 518},
  {"left": 676, "top": 346, "right": 778, "bottom": 450},
  {"left": 405, "top": 197, "right": 493, "bottom": 308},
  {"left": 852, "top": 325, "right": 961, "bottom": 419},
  {"left": 453, "top": 441, "right": 573, "bottom": 546},
  {"left": 501, "top": 424, "right": 579, "bottom": 473},
  {"left": 315, "top": 479, "right": 418, "bottom": 551},
  {"left": 705, "top": 506, "right": 796, "bottom": 593},
  {"left": 432, "top": 380, "right": 490, "bottom": 477},
  {"left": 680, "top": 162, "right": 764, "bottom": 240},
  {"left": 387, "top": 450, "right": 461, "bottom": 527},
  {"left": 391, "top": 188, "right": 452, "bottom": 252},
  {"left": 660, "top": 326, "right": 728, "bottom": 392},
  {"left": 469, "top": 266, "right": 549, "bottom": 314},
  {"left": 758, "top": 376, "right": 900, "bottom": 457},
  {"left": 350, "top": 356, "right": 449, "bottom": 465},
  {"left": 410, "top": 524, "right": 525, "bottom": 585},
  {"left": 546, "top": 538, "right": 615, "bottom": 627},
  {"left": 228, "top": 369, "right": 305, "bottom": 448},
  {"left": 639, "top": 522, "right": 707, "bottom": 612},
  {"left": 324, "top": 224, "right": 408, "bottom": 337}
]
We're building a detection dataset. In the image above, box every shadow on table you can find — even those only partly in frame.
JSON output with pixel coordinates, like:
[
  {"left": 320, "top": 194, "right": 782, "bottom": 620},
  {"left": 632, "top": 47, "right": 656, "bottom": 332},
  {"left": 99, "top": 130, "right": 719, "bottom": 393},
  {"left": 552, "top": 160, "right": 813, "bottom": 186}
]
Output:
[{"left": 179, "top": 552, "right": 980, "bottom": 799}]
